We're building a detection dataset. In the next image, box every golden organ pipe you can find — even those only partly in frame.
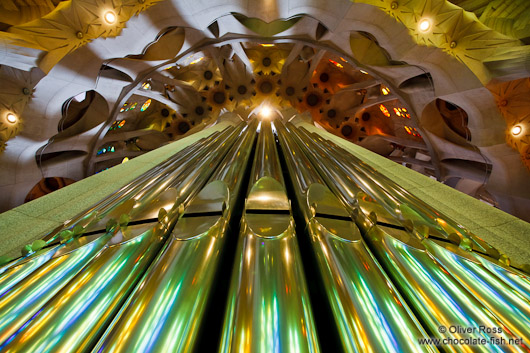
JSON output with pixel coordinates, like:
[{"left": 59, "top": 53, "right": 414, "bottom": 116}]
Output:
[
  {"left": 219, "top": 120, "right": 320, "bottom": 353},
  {"left": 92, "top": 121, "right": 257, "bottom": 353},
  {"left": 287, "top": 123, "right": 529, "bottom": 353},
  {"left": 0, "top": 127, "right": 238, "bottom": 351},
  {"left": 275, "top": 121, "right": 437, "bottom": 353},
  {"left": 0, "top": 120, "right": 527, "bottom": 353}
]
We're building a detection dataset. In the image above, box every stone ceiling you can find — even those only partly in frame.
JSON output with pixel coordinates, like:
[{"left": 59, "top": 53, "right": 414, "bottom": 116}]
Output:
[{"left": 0, "top": 0, "right": 529, "bottom": 220}]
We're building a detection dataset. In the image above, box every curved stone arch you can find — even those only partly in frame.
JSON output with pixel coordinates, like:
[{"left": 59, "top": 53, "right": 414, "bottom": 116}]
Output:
[
  {"left": 437, "top": 88, "right": 506, "bottom": 147},
  {"left": 84, "top": 32, "right": 444, "bottom": 176}
]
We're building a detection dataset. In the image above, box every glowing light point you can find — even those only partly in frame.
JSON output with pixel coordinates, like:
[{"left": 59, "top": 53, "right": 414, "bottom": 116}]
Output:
[
  {"left": 104, "top": 11, "right": 117, "bottom": 24},
  {"left": 122, "top": 157, "right": 129, "bottom": 163},
  {"left": 512, "top": 125, "right": 522, "bottom": 136},
  {"left": 419, "top": 18, "right": 432, "bottom": 32},
  {"left": 6, "top": 113, "right": 17, "bottom": 124},
  {"left": 360, "top": 69, "right": 368, "bottom": 75},
  {"left": 260, "top": 106, "right": 273, "bottom": 119}
]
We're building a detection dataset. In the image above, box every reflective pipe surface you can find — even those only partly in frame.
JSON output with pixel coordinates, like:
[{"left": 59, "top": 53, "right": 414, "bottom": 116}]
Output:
[
  {"left": 423, "top": 240, "right": 530, "bottom": 345},
  {"left": 290, "top": 125, "right": 528, "bottom": 352},
  {"left": 302, "top": 128, "right": 530, "bottom": 346},
  {"left": 0, "top": 128, "right": 233, "bottom": 295},
  {"left": 277, "top": 121, "right": 437, "bottom": 353},
  {"left": 220, "top": 120, "right": 320, "bottom": 353},
  {"left": 0, "top": 121, "right": 527, "bottom": 353},
  {"left": 42, "top": 129, "right": 226, "bottom": 244},
  {"left": 0, "top": 223, "right": 166, "bottom": 353},
  {"left": 0, "top": 129, "right": 225, "bottom": 277},
  {"left": 298, "top": 129, "right": 451, "bottom": 240},
  {"left": 0, "top": 127, "right": 237, "bottom": 351},
  {"left": 309, "top": 131, "right": 494, "bottom": 254},
  {"left": 365, "top": 226, "right": 528, "bottom": 353},
  {"left": 93, "top": 121, "right": 256, "bottom": 353},
  {"left": 0, "top": 231, "right": 115, "bottom": 347},
  {"left": 474, "top": 256, "right": 530, "bottom": 303},
  {"left": 0, "top": 246, "right": 59, "bottom": 298}
]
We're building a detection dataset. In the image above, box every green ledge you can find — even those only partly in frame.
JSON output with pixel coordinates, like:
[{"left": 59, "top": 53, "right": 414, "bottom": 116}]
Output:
[
  {"left": 0, "top": 121, "right": 235, "bottom": 260},
  {"left": 299, "top": 122, "right": 530, "bottom": 267}
]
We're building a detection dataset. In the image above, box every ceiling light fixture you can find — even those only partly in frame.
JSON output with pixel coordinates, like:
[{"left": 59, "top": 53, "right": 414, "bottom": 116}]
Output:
[
  {"left": 419, "top": 18, "right": 432, "bottom": 32},
  {"left": 104, "top": 11, "right": 117, "bottom": 24},
  {"left": 6, "top": 113, "right": 17, "bottom": 124},
  {"left": 360, "top": 69, "right": 368, "bottom": 75},
  {"left": 512, "top": 125, "right": 522, "bottom": 136}
]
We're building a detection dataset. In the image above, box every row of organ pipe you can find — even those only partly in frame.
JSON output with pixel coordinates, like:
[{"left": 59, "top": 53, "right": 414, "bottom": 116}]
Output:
[{"left": 0, "top": 119, "right": 528, "bottom": 352}]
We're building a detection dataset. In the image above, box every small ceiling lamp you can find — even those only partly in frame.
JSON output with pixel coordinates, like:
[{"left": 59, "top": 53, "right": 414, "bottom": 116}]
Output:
[
  {"left": 418, "top": 18, "right": 432, "bottom": 32},
  {"left": 511, "top": 125, "right": 522, "bottom": 136},
  {"left": 104, "top": 11, "right": 117, "bottom": 24},
  {"left": 6, "top": 113, "right": 17, "bottom": 124},
  {"left": 359, "top": 69, "right": 368, "bottom": 75}
]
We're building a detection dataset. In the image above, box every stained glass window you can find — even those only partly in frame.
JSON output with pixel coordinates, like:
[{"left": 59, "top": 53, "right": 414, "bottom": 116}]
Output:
[
  {"left": 379, "top": 104, "right": 390, "bottom": 118},
  {"left": 141, "top": 99, "right": 152, "bottom": 112}
]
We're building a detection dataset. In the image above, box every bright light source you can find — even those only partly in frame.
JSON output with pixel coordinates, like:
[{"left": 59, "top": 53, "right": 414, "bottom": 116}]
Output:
[
  {"left": 419, "top": 18, "right": 431, "bottom": 32},
  {"left": 6, "top": 113, "right": 17, "bottom": 124},
  {"left": 122, "top": 157, "right": 129, "bottom": 164},
  {"left": 260, "top": 105, "right": 272, "bottom": 119},
  {"left": 104, "top": 11, "right": 116, "bottom": 24},
  {"left": 512, "top": 125, "right": 522, "bottom": 136},
  {"left": 360, "top": 69, "right": 368, "bottom": 75},
  {"left": 381, "top": 86, "right": 390, "bottom": 95}
]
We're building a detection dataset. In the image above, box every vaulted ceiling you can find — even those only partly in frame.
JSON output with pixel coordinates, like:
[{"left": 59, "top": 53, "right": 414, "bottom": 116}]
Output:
[{"left": 0, "top": 0, "right": 529, "bottom": 221}]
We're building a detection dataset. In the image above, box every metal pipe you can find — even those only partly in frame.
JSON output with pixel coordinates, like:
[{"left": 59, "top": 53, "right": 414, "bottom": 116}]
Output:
[
  {"left": 0, "top": 130, "right": 224, "bottom": 276},
  {"left": 308, "top": 129, "right": 495, "bottom": 254},
  {"left": 219, "top": 120, "right": 320, "bottom": 353},
  {"left": 0, "top": 128, "right": 232, "bottom": 295},
  {"left": 0, "top": 231, "right": 115, "bottom": 347},
  {"left": 473, "top": 256, "right": 530, "bottom": 303},
  {"left": 423, "top": 240, "right": 530, "bottom": 345},
  {"left": 276, "top": 121, "right": 437, "bottom": 353},
  {"left": 302, "top": 126, "right": 530, "bottom": 345},
  {"left": 0, "top": 126, "right": 240, "bottom": 351},
  {"left": 92, "top": 121, "right": 257, "bottom": 353},
  {"left": 41, "top": 129, "right": 226, "bottom": 243},
  {"left": 287, "top": 124, "right": 528, "bottom": 352}
]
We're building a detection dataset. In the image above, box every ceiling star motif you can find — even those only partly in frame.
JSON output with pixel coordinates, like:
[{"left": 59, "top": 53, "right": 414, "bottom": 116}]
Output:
[
  {"left": 0, "top": 65, "right": 41, "bottom": 143},
  {"left": 488, "top": 78, "right": 530, "bottom": 170},
  {"left": 311, "top": 60, "right": 354, "bottom": 94},
  {"left": 5, "top": 0, "right": 162, "bottom": 73},
  {"left": 224, "top": 56, "right": 255, "bottom": 108},
  {"left": 205, "top": 84, "right": 234, "bottom": 118},
  {"left": 352, "top": 0, "right": 523, "bottom": 83},
  {"left": 253, "top": 74, "right": 280, "bottom": 104},
  {"left": 175, "top": 59, "right": 222, "bottom": 91},
  {"left": 246, "top": 48, "right": 286, "bottom": 75}
]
